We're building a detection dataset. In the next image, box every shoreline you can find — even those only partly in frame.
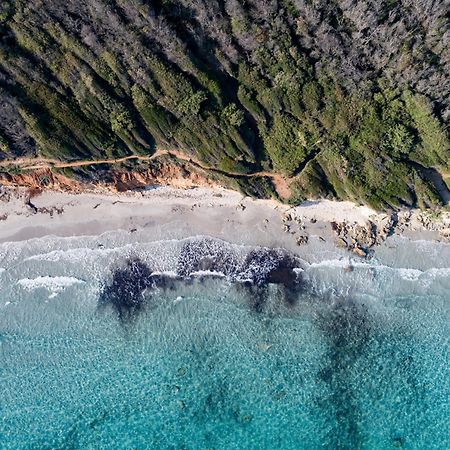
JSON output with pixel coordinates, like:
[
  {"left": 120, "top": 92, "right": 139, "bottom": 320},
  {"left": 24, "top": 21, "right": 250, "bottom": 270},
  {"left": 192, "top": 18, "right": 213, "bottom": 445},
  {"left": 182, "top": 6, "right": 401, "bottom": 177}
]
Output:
[{"left": 0, "top": 186, "right": 449, "bottom": 258}]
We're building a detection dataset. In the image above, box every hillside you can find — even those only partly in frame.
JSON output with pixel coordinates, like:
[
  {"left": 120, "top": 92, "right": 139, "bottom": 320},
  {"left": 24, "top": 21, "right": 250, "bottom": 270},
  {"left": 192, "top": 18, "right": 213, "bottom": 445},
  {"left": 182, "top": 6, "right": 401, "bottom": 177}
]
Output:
[{"left": 0, "top": 0, "right": 449, "bottom": 209}]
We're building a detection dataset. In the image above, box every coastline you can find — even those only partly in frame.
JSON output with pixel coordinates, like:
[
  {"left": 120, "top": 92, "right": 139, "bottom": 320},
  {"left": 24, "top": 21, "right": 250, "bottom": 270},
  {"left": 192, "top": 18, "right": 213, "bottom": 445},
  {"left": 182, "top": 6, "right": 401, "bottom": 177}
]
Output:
[
  {"left": 0, "top": 185, "right": 449, "bottom": 261},
  {"left": 1, "top": 185, "right": 449, "bottom": 450}
]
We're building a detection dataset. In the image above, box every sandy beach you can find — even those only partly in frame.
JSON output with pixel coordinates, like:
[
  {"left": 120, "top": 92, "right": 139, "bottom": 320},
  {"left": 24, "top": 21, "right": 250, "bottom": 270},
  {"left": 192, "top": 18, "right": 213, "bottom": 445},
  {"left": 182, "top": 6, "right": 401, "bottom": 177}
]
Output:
[{"left": 0, "top": 186, "right": 449, "bottom": 262}]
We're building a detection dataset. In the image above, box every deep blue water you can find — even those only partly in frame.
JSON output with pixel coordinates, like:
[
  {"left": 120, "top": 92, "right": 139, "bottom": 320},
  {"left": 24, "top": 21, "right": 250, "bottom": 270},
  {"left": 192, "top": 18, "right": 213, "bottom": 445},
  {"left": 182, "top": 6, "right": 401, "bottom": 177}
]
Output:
[{"left": 0, "top": 235, "right": 449, "bottom": 449}]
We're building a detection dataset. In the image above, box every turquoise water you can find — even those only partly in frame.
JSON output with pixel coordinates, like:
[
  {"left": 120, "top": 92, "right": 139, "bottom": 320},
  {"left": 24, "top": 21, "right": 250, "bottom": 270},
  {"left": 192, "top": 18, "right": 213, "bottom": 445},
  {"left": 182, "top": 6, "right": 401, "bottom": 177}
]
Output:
[{"left": 0, "top": 234, "right": 449, "bottom": 449}]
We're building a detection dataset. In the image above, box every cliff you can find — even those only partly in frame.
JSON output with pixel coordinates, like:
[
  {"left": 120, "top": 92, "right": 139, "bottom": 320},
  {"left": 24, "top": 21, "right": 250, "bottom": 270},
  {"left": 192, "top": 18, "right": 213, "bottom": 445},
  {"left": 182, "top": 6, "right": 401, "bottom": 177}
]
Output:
[{"left": 0, "top": 0, "right": 449, "bottom": 209}]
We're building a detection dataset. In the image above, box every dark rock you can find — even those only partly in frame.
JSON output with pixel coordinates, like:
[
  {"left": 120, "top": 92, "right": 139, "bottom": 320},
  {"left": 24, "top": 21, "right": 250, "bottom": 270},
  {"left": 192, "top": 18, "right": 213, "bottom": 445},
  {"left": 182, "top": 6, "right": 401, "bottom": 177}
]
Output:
[
  {"left": 296, "top": 235, "right": 309, "bottom": 245},
  {"left": 176, "top": 238, "right": 238, "bottom": 278},
  {"left": 25, "top": 199, "right": 38, "bottom": 214}
]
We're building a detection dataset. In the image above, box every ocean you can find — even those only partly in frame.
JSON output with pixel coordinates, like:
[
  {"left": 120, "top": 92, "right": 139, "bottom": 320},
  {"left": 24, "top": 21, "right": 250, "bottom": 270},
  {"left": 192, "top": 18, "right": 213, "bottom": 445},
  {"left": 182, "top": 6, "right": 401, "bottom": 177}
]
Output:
[{"left": 1, "top": 232, "right": 449, "bottom": 449}]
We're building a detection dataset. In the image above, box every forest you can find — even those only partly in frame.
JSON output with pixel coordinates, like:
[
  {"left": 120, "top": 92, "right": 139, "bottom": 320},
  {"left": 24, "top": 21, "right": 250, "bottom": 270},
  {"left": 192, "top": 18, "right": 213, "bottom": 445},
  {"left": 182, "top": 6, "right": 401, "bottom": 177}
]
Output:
[{"left": 0, "top": 0, "right": 449, "bottom": 209}]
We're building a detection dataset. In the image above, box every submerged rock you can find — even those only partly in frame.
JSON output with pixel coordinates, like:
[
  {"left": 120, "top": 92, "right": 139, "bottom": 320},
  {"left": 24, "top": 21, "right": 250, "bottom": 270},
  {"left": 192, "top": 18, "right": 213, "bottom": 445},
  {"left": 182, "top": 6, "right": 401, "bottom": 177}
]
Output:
[
  {"left": 257, "top": 342, "right": 273, "bottom": 352},
  {"left": 176, "top": 238, "right": 238, "bottom": 278}
]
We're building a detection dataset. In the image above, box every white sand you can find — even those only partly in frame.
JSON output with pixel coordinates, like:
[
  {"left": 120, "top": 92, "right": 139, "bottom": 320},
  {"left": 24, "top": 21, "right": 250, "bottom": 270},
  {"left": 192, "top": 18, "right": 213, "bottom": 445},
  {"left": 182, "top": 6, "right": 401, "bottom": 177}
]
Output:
[
  {"left": 293, "top": 199, "right": 377, "bottom": 224},
  {"left": 0, "top": 187, "right": 447, "bottom": 258},
  {"left": 0, "top": 187, "right": 310, "bottom": 252}
]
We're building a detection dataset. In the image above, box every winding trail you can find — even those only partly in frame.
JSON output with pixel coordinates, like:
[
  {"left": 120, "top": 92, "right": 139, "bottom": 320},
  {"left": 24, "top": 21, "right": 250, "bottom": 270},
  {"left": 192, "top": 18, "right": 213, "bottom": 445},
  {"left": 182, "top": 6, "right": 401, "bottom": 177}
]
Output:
[{"left": 0, "top": 149, "right": 292, "bottom": 199}]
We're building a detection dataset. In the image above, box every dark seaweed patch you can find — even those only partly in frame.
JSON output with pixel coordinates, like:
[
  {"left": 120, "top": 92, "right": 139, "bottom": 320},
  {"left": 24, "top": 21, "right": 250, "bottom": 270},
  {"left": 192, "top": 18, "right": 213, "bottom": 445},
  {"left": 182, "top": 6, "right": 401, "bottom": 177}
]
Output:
[
  {"left": 99, "top": 257, "right": 186, "bottom": 321},
  {"left": 282, "top": 285, "right": 300, "bottom": 307},
  {"left": 175, "top": 240, "right": 305, "bottom": 312},
  {"left": 101, "top": 240, "right": 306, "bottom": 320},
  {"left": 176, "top": 239, "right": 304, "bottom": 294},
  {"left": 315, "top": 296, "right": 372, "bottom": 449},
  {"left": 240, "top": 248, "right": 301, "bottom": 286},
  {"left": 239, "top": 248, "right": 303, "bottom": 310},
  {"left": 149, "top": 273, "right": 180, "bottom": 291},
  {"left": 99, "top": 258, "right": 153, "bottom": 321},
  {"left": 236, "top": 281, "right": 269, "bottom": 314}
]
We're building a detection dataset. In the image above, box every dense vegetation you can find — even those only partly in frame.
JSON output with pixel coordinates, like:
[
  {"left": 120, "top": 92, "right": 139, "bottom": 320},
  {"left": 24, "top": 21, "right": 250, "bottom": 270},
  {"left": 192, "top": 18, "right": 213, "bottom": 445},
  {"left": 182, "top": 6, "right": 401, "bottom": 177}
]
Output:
[{"left": 0, "top": 0, "right": 449, "bottom": 208}]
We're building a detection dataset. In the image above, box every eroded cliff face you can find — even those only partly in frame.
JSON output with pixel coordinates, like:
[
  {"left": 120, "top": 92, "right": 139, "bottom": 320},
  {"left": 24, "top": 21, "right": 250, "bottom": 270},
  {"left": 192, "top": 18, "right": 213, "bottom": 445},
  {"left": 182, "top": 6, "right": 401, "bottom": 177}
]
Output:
[
  {"left": 110, "top": 164, "right": 220, "bottom": 192},
  {"left": 0, "top": 161, "right": 220, "bottom": 194},
  {"left": 0, "top": 169, "right": 85, "bottom": 193}
]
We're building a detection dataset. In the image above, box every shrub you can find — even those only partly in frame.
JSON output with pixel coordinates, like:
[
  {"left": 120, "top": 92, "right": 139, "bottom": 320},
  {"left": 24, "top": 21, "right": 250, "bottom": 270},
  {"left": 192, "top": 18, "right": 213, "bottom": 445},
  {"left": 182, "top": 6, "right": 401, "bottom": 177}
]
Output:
[
  {"left": 0, "top": 134, "right": 8, "bottom": 153},
  {"left": 177, "top": 91, "right": 207, "bottom": 116},
  {"left": 382, "top": 124, "right": 414, "bottom": 157},
  {"left": 110, "top": 109, "right": 133, "bottom": 133},
  {"left": 263, "top": 114, "right": 308, "bottom": 175},
  {"left": 403, "top": 92, "right": 450, "bottom": 168},
  {"left": 221, "top": 103, "right": 245, "bottom": 127},
  {"left": 302, "top": 81, "right": 321, "bottom": 114}
]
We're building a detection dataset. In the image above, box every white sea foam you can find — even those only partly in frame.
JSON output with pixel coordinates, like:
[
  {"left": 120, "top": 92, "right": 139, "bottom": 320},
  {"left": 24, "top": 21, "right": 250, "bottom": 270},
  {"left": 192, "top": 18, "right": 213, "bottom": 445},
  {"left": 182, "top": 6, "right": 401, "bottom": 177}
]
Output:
[
  {"left": 150, "top": 271, "right": 178, "bottom": 278},
  {"left": 17, "top": 276, "right": 85, "bottom": 298},
  {"left": 307, "top": 258, "right": 450, "bottom": 284},
  {"left": 308, "top": 258, "right": 366, "bottom": 269},
  {"left": 427, "top": 267, "right": 450, "bottom": 277},
  {"left": 397, "top": 268, "right": 423, "bottom": 280},
  {"left": 24, "top": 246, "right": 132, "bottom": 262},
  {"left": 189, "top": 270, "right": 226, "bottom": 278}
]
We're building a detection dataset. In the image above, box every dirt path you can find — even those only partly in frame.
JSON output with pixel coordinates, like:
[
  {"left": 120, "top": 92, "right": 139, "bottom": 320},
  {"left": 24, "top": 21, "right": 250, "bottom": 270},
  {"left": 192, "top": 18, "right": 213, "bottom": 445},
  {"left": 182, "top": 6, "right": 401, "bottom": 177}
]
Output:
[
  {"left": 0, "top": 149, "right": 292, "bottom": 199},
  {"left": 165, "top": 149, "right": 292, "bottom": 199},
  {"left": 0, "top": 151, "right": 166, "bottom": 170}
]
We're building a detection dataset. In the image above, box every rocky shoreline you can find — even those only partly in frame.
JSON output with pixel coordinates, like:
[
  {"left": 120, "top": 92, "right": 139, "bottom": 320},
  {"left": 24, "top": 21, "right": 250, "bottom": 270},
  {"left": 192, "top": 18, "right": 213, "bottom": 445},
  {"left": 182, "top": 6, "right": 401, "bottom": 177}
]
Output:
[{"left": 279, "top": 206, "right": 450, "bottom": 258}]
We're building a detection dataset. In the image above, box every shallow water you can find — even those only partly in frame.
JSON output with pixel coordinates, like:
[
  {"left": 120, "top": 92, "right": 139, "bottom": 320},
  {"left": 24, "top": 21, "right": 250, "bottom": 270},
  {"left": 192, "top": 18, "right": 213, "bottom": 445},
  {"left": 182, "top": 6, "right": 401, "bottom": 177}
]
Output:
[{"left": 0, "top": 234, "right": 449, "bottom": 449}]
